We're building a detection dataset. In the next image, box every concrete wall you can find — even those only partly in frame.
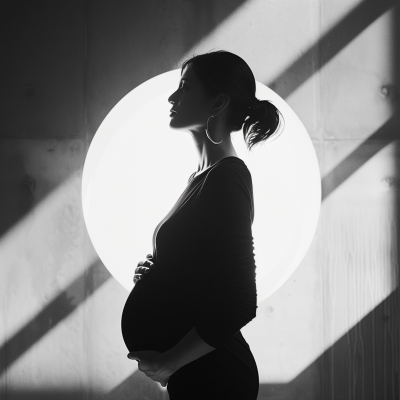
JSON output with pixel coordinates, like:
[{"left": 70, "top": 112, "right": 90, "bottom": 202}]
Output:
[{"left": 1, "top": 0, "right": 399, "bottom": 399}]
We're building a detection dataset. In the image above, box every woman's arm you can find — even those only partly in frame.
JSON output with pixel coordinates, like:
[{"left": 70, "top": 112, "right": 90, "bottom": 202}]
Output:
[
  {"left": 163, "top": 326, "right": 216, "bottom": 373},
  {"left": 191, "top": 165, "right": 257, "bottom": 348},
  {"left": 128, "top": 327, "right": 215, "bottom": 386}
]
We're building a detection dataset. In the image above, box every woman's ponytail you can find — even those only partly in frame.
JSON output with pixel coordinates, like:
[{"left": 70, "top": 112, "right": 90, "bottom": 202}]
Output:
[{"left": 243, "top": 99, "right": 282, "bottom": 151}]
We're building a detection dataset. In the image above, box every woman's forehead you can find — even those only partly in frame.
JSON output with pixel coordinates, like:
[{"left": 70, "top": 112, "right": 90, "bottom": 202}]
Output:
[{"left": 181, "top": 63, "right": 198, "bottom": 80}]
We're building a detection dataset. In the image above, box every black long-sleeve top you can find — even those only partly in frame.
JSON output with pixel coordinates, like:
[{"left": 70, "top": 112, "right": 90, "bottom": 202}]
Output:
[{"left": 121, "top": 156, "right": 258, "bottom": 352}]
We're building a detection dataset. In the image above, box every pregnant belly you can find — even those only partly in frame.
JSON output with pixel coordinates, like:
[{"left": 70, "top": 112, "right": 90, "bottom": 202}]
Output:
[{"left": 121, "top": 270, "right": 194, "bottom": 353}]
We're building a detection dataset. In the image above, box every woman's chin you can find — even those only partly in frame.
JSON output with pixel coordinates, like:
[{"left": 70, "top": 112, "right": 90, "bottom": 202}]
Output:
[{"left": 169, "top": 120, "right": 183, "bottom": 130}]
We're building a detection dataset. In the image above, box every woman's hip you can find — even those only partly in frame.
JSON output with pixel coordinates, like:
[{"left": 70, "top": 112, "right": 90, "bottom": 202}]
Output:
[{"left": 167, "top": 340, "right": 259, "bottom": 400}]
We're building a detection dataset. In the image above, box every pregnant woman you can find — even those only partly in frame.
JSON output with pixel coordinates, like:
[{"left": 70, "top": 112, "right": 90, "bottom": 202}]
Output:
[{"left": 121, "top": 50, "right": 281, "bottom": 399}]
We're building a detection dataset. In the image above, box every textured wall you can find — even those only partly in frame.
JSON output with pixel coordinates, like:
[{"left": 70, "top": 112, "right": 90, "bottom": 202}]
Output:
[{"left": 0, "top": 0, "right": 399, "bottom": 399}]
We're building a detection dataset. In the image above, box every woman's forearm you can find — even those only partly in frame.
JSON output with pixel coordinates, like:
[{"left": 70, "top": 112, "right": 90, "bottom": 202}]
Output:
[{"left": 163, "top": 327, "right": 216, "bottom": 373}]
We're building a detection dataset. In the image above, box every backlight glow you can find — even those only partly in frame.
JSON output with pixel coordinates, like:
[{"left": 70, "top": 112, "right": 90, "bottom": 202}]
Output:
[{"left": 82, "top": 69, "right": 321, "bottom": 302}]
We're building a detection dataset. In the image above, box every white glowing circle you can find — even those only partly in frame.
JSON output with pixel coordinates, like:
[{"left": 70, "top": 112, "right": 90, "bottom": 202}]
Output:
[{"left": 82, "top": 69, "right": 321, "bottom": 302}]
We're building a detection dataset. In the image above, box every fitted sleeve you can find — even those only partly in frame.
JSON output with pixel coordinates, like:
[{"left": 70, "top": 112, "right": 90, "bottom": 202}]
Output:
[{"left": 192, "top": 165, "right": 258, "bottom": 348}]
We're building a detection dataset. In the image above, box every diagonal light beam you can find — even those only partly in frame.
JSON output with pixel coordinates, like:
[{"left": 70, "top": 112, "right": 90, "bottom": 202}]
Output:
[
  {"left": 0, "top": 259, "right": 111, "bottom": 376},
  {"left": 2, "top": 0, "right": 395, "bottom": 391},
  {"left": 105, "top": 0, "right": 399, "bottom": 393},
  {"left": 0, "top": 0, "right": 251, "bottom": 379},
  {"left": 322, "top": 115, "right": 400, "bottom": 200},
  {"left": 268, "top": 0, "right": 396, "bottom": 98}
]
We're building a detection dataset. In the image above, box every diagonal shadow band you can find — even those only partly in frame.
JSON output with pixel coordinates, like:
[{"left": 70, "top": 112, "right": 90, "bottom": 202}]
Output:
[
  {"left": 268, "top": 0, "right": 396, "bottom": 98},
  {"left": 0, "top": 259, "right": 111, "bottom": 376},
  {"left": 322, "top": 115, "right": 400, "bottom": 201},
  {"left": 257, "top": 288, "right": 400, "bottom": 400},
  {"left": 99, "top": 118, "right": 400, "bottom": 398},
  {"left": 1, "top": 287, "right": 398, "bottom": 398},
  {"left": 102, "top": 0, "right": 400, "bottom": 393},
  {"left": 1, "top": 0, "right": 398, "bottom": 390},
  {"left": 0, "top": 0, "right": 252, "bottom": 381}
]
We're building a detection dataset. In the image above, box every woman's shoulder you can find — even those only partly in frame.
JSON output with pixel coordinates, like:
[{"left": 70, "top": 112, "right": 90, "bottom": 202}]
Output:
[
  {"left": 199, "top": 158, "right": 254, "bottom": 201},
  {"left": 206, "top": 157, "right": 252, "bottom": 183},
  {"left": 196, "top": 157, "right": 254, "bottom": 216}
]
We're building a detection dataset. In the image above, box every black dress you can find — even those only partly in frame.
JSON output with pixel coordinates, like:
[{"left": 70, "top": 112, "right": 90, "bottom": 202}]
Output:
[{"left": 121, "top": 156, "right": 259, "bottom": 399}]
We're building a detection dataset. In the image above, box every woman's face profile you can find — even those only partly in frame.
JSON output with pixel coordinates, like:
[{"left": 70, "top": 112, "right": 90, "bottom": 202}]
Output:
[{"left": 168, "top": 64, "right": 214, "bottom": 133}]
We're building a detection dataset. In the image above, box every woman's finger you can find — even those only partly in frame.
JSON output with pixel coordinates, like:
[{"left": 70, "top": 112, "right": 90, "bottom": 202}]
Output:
[
  {"left": 135, "top": 265, "right": 149, "bottom": 274},
  {"left": 136, "top": 261, "right": 152, "bottom": 270},
  {"left": 133, "top": 270, "right": 149, "bottom": 284},
  {"left": 133, "top": 258, "right": 155, "bottom": 284}
]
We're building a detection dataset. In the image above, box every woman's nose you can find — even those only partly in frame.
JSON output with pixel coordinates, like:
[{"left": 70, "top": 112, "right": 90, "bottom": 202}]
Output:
[{"left": 168, "top": 89, "right": 179, "bottom": 104}]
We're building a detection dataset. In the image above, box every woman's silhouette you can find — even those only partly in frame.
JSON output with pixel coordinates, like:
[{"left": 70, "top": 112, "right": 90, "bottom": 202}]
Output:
[{"left": 121, "top": 50, "right": 281, "bottom": 399}]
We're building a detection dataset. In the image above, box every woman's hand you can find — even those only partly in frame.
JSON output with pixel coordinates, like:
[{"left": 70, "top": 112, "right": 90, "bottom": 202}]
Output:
[
  {"left": 133, "top": 254, "right": 154, "bottom": 284},
  {"left": 127, "top": 350, "right": 174, "bottom": 387}
]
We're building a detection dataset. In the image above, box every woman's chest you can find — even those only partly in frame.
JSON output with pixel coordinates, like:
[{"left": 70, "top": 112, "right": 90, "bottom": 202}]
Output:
[{"left": 156, "top": 201, "right": 201, "bottom": 257}]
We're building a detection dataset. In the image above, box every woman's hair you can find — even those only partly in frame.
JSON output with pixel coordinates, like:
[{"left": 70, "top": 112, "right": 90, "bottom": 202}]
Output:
[{"left": 181, "top": 50, "right": 283, "bottom": 151}]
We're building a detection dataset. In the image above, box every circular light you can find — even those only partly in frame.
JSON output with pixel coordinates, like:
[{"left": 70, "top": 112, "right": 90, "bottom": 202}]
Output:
[{"left": 82, "top": 69, "right": 321, "bottom": 302}]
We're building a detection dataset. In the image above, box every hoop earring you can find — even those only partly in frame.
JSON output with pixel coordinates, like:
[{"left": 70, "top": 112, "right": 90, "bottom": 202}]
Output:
[{"left": 205, "top": 115, "right": 223, "bottom": 145}]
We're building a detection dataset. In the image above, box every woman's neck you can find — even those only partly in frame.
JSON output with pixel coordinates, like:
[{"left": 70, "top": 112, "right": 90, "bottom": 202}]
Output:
[{"left": 193, "top": 138, "right": 238, "bottom": 175}]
